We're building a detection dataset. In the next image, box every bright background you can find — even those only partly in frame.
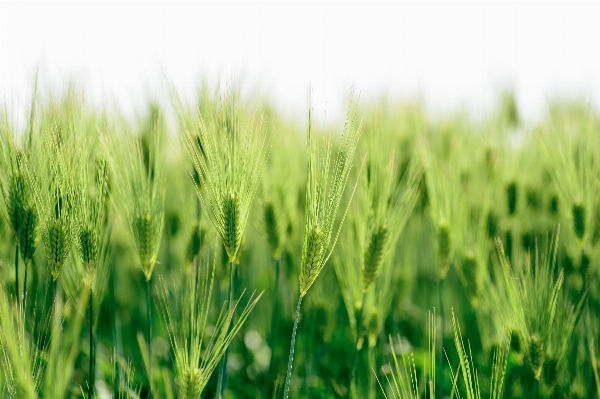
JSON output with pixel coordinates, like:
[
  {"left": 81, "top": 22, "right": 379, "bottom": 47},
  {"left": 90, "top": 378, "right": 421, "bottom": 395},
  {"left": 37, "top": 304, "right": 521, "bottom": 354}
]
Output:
[{"left": 2, "top": 2, "right": 600, "bottom": 126}]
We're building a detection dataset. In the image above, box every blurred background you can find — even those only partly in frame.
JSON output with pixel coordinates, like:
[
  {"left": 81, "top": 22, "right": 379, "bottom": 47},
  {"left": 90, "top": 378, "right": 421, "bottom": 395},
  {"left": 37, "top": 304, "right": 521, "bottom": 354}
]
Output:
[{"left": 2, "top": 2, "right": 600, "bottom": 126}]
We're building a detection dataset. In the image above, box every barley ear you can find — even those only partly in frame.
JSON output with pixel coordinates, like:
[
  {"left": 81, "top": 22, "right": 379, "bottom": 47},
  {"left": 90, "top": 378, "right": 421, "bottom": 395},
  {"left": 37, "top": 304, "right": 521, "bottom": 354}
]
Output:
[
  {"left": 361, "top": 224, "right": 389, "bottom": 292},
  {"left": 437, "top": 220, "right": 452, "bottom": 279}
]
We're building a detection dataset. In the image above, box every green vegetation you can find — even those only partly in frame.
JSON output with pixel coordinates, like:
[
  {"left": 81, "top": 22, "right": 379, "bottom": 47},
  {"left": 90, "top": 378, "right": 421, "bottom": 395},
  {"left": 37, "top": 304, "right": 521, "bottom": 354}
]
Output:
[{"left": 0, "top": 84, "right": 598, "bottom": 399}]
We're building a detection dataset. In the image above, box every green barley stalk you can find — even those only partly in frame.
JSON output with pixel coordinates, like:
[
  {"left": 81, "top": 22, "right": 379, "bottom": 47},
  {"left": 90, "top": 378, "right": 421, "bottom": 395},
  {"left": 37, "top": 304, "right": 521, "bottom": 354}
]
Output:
[
  {"left": 106, "top": 106, "right": 166, "bottom": 395},
  {"left": 340, "top": 120, "right": 421, "bottom": 396},
  {"left": 183, "top": 86, "right": 268, "bottom": 264},
  {"left": 420, "top": 134, "right": 461, "bottom": 280},
  {"left": 448, "top": 308, "right": 510, "bottom": 399},
  {"left": 69, "top": 152, "right": 111, "bottom": 397},
  {"left": 455, "top": 180, "right": 493, "bottom": 310},
  {"left": 0, "top": 282, "right": 41, "bottom": 398},
  {"left": 32, "top": 121, "right": 77, "bottom": 283},
  {"left": 42, "top": 277, "right": 92, "bottom": 398},
  {"left": 258, "top": 126, "right": 303, "bottom": 393},
  {"left": 420, "top": 132, "right": 463, "bottom": 398},
  {"left": 70, "top": 132, "right": 110, "bottom": 397},
  {"left": 376, "top": 310, "right": 436, "bottom": 399},
  {"left": 494, "top": 226, "right": 585, "bottom": 382},
  {"left": 283, "top": 92, "right": 363, "bottom": 399},
  {"left": 0, "top": 107, "right": 40, "bottom": 309},
  {"left": 182, "top": 86, "right": 268, "bottom": 397},
  {"left": 159, "top": 250, "right": 263, "bottom": 398},
  {"left": 539, "top": 107, "right": 599, "bottom": 250}
]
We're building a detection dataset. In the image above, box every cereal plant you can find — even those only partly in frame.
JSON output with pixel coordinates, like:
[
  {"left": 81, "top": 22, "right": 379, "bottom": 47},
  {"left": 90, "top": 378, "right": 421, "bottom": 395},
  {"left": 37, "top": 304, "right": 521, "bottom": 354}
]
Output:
[{"left": 0, "top": 81, "right": 598, "bottom": 399}]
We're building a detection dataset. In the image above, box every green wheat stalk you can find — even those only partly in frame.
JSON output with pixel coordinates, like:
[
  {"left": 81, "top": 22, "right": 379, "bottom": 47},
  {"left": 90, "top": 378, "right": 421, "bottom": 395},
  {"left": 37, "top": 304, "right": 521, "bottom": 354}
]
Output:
[{"left": 283, "top": 92, "right": 363, "bottom": 399}]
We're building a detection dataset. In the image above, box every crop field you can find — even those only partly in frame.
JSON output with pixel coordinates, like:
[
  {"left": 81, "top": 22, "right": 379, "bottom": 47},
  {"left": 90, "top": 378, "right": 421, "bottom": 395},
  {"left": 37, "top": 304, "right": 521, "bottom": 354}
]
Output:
[{"left": 0, "top": 83, "right": 598, "bottom": 399}]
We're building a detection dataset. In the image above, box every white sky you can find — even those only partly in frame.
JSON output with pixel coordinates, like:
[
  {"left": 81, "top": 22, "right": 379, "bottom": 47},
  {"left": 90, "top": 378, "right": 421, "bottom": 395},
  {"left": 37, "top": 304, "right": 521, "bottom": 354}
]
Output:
[{"left": 2, "top": 2, "right": 600, "bottom": 126}]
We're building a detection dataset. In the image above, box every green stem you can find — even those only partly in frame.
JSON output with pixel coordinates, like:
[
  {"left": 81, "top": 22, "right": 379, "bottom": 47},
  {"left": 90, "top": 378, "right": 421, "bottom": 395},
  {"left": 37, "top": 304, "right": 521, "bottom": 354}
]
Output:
[
  {"left": 89, "top": 290, "right": 94, "bottom": 399},
  {"left": 217, "top": 260, "right": 236, "bottom": 399},
  {"left": 265, "top": 257, "right": 281, "bottom": 394},
  {"left": 438, "top": 278, "right": 445, "bottom": 399},
  {"left": 368, "top": 345, "right": 376, "bottom": 399},
  {"left": 15, "top": 244, "right": 19, "bottom": 305},
  {"left": 347, "top": 291, "right": 367, "bottom": 398},
  {"left": 110, "top": 267, "right": 120, "bottom": 393},
  {"left": 283, "top": 295, "right": 304, "bottom": 399},
  {"left": 147, "top": 277, "right": 153, "bottom": 398},
  {"left": 23, "top": 260, "right": 28, "bottom": 310},
  {"left": 54, "top": 277, "right": 60, "bottom": 305}
]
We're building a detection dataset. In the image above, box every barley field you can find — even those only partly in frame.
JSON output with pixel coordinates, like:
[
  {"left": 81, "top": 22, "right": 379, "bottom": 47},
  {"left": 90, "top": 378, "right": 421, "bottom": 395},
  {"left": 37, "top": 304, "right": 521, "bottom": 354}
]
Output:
[{"left": 0, "top": 83, "right": 598, "bottom": 399}]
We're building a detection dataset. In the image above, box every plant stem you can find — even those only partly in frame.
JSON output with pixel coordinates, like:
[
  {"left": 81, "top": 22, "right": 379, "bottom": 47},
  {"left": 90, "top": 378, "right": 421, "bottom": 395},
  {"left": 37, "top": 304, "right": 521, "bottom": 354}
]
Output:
[
  {"left": 283, "top": 294, "right": 304, "bottom": 399},
  {"left": 23, "top": 260, "right": 28, "bottom": 310},
  {"left": 54, "top": 277, "right": 60, "bottom": 305},
  {"left": 217, "top": 260, "right": 236, "bottom": 399},
  {"left": 110, "top": 267, "right": 120, "bottom": 393},
  {"left": 438, "top": 278, "right": 445, "bottom": 399},
  {"left": 368, "top": 345, "right": 376, "bottom": 399},
  {"left": 147, "top": 277, "right": 153, "bottom": 398},
  {"left": 265, "top": 257, "right": 281, "bottom": 395},
  {"left": 89, "top": 290, "right": 94, "bottom": 399},
  {"left": 15, "top": 244, "right": 19, "bottom": 305},
  {"left": 347, "top": 291, "right": 367, "bottom": 398}
]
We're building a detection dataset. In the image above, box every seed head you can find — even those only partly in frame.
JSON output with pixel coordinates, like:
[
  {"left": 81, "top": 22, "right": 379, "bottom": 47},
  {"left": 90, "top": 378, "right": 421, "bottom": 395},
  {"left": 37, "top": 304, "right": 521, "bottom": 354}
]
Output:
[
  {"left": 186, "top": 224, "right": 205, "bottom": 265},
  {"left": 8, "top": 171, "right": 28, "bottom": 234},
  {"left": 506, "top": 181, "right": 518, "bottom": 216},
  {"left": 300, "top": 225, "right": 325, "bottom": 296},
  {"left": 160, "top": 253, "right": 262, "bottom": 397},
  {"left": 183, "top": 87, "right": 267, "bottom": 265},
  {"left": 263, "top": 201, "right": 281, "bottom": 258},
  {"left": 299, "top": 92, "right": 363, "bottom": 297},
  {"left": 221, "top": 191, "right": 241, "bottom": 262},
  {"left": 361, "top": 224, "right": 389, "bottom": 291},
  {"left": 571, "top": 203, "right": 585, "bottom": 241},
  {"left": 18, "top": 205, "right": 38, "bottom": 264},
  {"left": 180, "top": 367, "right": 202, "bottom": 399},
  {"left": 78, "top": 228, "right": 99, "bottom": 269},
  {"left": 74, "top": 156, "right": 109, "bottom": 274},
  {"left": 105, "top": 105, "right": 165, "bottom": 281},
  {"left": 0, "top": 144, "right": 40, "bottom": 265},
  {"left": 45, "top": 218, "right": 72, "bottom": 280},
  {"left": 462, "top": 252, "right": 480, "bottom": 307},
  {"left": 133, "top": 213, "right": 161, "bottom": 280},
  {"left": 438, "top": 220, "right": 452, "bottom": 278},
  {"left": 527, "top": 333, "right": 545, "bottom": 380},
  {"left": 38, "top": 176, "right": 76, "bottom": 281},
  {"left": 491, "top": 227, "right": 584, "bottom": 385},
  {"left": 543, "top": 357, "right": 558, "bottom": 388}
]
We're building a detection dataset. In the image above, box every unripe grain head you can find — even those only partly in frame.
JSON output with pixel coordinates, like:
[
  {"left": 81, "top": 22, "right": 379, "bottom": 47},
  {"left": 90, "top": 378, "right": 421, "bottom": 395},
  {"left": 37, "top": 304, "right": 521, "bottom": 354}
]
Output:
[
  {"left": 222, "top": 191, "right": 241, "bottom": 262},
  {"left": 361, "top": 224, "right": 389, "bottom": 291},
  {"left": 300, "top": 225, "right": 325, "bottom": 296},
  {"left": 438, "top": 220, "right": 452, "bottom": 278},
  {"left": 263, "top": 201, "right": 281, "bottom": 258},
  {"left": 571, "top": 202, "right": 585, "bottom": 241},
  {"left": 8, "top": 172, "right": 27, "bottom": 234},
  {"left": 180, "top": 367, "right": 202, "bottom": 399},
  {"left": 527, "top": 333, "right": 545, "bottom": 380},
  {"left": 506, "top": 181, "right": 518, "bottom": 216},
  {"left": 46, "top": 218, "right": 72, "bottom": 280},
  {"left": 186, "top": 224, "right": 204, "bottom": 265},
  {"left": 18, "top": 205, "right": 38, "bottom": 264},
  {"left": 78, "top": 227, "right": 99, "bottom": 270},
  {"left": 133, "top": 213, "right": 160, "bottom": 280},
  {"left": 462, "top": 253, "right": 480, "bottom": 307}
]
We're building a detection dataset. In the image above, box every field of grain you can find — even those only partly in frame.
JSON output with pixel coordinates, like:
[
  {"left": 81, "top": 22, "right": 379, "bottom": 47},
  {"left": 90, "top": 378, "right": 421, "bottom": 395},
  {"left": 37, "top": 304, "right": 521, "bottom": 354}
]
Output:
[{"left": 0, "top": 83, "right": 597, "bottom": 399}]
